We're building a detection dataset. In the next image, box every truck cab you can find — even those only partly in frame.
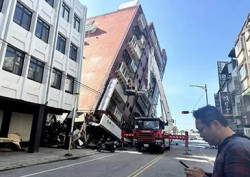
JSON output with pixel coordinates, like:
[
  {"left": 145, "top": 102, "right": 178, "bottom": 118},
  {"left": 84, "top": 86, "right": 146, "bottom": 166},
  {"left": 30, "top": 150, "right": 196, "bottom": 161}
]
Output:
[{"left": 134, "top": 117, "right": 170, "bottom": 153}]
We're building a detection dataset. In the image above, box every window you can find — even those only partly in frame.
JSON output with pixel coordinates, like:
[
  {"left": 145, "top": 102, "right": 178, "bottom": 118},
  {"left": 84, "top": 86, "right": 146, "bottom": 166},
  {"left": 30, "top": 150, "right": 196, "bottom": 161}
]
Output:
[
  {"left": 3, "top": 46, "right": 24, "bottom": 76},
  {"left": 28, "top": 57, "right": 44, "bottom": 83},
  {"left": 65, "top": 75, "right": 74, "bottom": 94},
  {"left": 45, "top": 0, "right": 54, "bottom": 7},
  {"left": 123, "top": 49, "right": 132, "bottom": 64},
  {"left": 13, "top": 1, "right": 32, "bottom": 31},
  {"left": 69, "top": 43, "right": 77, "bottom": 61},
  {"left": 56, "top": 33, "right": 66, "bottom": 54},
  {"left": 239, "top": 64, "right": 247, "bottom": 79},
  {"left": 35, "top": 18, "right": 50, "bottom": 43},
  {"left": 61, "top": 2, "right": 70, "bottom": 22},
  {"left": 134, "top": 26, "right": 141, "bottom": 40},
  {"left": 51, "top": 68, "right": 62, "bottom": 89},
  {"left": 235, "top": 38, "right": 243, "bottom": 56},
  {"left": 0, "top": 0, "right": 3, "bottom": 12},
  {"left": 74, "top": 14, "right": 80, "bottom": 32}
]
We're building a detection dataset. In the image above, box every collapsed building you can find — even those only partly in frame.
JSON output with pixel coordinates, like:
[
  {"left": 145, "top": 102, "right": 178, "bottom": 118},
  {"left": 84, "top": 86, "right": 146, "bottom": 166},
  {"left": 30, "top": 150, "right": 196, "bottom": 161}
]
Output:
[{"left": 77, "top": 1, "right": 169, "bottom": 146}]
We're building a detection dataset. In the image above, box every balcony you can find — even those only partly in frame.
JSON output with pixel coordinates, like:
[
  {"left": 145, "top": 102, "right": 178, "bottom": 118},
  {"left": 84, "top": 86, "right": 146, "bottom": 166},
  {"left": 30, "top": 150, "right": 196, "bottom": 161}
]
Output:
[
  {"left": 115, "top": 62, "right": 131, "bottom": 84},
  {"left": 128, "top": 35, "right": 142, "bottom": 60}
]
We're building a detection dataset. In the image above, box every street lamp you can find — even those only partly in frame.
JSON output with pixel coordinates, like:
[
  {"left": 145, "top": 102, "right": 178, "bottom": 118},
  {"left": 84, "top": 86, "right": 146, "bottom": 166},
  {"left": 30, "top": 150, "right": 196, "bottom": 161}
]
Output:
[{"left": 189, "top": 84, "right": 208, "bottom": 106}]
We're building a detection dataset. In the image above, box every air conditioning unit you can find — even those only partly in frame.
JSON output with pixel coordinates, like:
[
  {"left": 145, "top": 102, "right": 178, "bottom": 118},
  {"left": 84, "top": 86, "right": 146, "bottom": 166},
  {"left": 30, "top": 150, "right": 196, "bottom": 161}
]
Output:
[{"left": 113, "top": 107, "right": 122, "bottom": 121}]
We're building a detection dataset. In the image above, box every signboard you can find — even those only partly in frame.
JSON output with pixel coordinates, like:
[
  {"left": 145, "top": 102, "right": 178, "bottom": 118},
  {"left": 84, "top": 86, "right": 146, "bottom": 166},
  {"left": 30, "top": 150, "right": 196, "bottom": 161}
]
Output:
[
  {"left": 100, "top": 114, "right": 121, "bottom": 140},
  {"left": 98, "top": 79, "right": 118, "bottom": 111},
  {"left": 217, "top": 61, "right": 228, "bottom": 88},
  {"left": 220, "top": 92, "right": 233, "bottom": 117}
]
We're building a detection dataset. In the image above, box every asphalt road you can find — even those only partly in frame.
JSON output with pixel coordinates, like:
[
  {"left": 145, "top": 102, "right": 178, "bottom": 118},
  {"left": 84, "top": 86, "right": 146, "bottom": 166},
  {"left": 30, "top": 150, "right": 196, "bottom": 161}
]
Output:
[{"left": 0, "top": 140, "right": 217, "bottom": 177}]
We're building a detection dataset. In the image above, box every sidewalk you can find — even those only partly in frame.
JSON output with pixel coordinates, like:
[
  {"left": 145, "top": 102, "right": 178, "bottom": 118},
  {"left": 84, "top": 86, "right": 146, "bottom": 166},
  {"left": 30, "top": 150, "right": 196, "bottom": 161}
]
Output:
[{"left": 0, "top": 147, "right": 99, "bottom": 171}]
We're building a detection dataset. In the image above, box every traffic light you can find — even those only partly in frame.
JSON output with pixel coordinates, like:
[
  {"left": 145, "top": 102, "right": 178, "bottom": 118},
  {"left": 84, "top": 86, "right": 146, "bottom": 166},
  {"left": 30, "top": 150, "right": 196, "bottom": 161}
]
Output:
[{"left": 181, "top": 111, "right": 189, "bottom": 114}]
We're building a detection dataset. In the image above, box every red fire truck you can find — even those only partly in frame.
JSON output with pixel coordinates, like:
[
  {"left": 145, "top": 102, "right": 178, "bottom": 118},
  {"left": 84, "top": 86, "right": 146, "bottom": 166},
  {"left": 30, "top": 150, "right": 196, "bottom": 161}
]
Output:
[{"left": 134, "top": 117, "right": 170, "bottom": 153}]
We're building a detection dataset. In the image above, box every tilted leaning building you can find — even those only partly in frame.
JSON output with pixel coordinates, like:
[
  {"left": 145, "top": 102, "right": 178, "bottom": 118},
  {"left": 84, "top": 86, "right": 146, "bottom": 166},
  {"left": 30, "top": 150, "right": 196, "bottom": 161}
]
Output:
[{"left": 78, "top": 1, "right": 168, "bottom": 144}]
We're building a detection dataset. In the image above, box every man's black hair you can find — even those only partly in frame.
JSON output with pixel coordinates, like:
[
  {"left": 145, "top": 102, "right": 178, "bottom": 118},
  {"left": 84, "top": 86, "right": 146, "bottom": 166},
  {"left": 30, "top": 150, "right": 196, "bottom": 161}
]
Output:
[{"left": 193, "top": 105, "right": 228, "bottom": 126}]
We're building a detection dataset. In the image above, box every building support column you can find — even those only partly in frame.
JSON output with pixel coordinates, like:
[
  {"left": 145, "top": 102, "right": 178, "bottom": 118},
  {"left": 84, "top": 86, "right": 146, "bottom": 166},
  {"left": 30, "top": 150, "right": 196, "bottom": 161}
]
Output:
[
  {"left": 28, "top": 105, "right": 46, "bottom": 153},
  {"left": 0, "top": 108, "right": 11, "bottom": 137}
]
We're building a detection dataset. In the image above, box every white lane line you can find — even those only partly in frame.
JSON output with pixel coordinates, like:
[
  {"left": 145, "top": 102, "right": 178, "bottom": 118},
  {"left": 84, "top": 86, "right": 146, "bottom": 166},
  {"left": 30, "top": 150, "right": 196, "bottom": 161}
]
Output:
[
  {"left": 20, "top": 152, "right": 123, "bottom": 177},
  {"left": 199, "top": 149, "right": 214, "bottom": 167}
]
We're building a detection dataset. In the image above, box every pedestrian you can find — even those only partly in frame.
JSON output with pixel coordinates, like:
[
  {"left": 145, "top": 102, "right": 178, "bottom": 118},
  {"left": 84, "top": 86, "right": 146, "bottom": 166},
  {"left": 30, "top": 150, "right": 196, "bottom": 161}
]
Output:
[{"left": 184, "top": 105, "right": 250, "bottom": 177}]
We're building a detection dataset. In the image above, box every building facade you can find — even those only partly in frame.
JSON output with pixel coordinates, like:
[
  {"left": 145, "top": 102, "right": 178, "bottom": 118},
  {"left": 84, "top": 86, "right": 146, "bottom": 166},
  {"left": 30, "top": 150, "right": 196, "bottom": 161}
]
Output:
[
  {"left": 215, "top": 13, "right": 250, "bottom": 135},
  {"left": 79, "top": 1, "right": 168, "bottom": 144},
  {"left": 234, "top": 13, "right": 250, "bottom": 126},
  {"left": 0, "top": 0, "right": 86, "bottom": 152}
]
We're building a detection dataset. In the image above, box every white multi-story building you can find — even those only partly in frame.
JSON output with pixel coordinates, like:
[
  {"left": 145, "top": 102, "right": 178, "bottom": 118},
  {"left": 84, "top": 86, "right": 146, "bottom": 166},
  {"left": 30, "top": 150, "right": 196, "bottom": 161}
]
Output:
[
  {"left": 234, "top": 13, "right": 250, "bottom": 126},
  {"left": 0, "top": 0, "right": 86, "bottom": 152}
]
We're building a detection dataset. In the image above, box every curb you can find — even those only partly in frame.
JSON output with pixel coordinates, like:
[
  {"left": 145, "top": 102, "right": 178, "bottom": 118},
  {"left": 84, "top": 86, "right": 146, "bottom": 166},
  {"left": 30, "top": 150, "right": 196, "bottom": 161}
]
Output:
[{"left": 0, "top": 151, "right": 100, "bottom": 172}]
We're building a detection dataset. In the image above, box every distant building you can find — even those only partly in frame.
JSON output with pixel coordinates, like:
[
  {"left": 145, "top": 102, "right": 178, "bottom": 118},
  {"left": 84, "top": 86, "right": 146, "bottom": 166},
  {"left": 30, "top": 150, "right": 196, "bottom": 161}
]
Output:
[
  {"left": 233, "top": 12, "right": 250, "bottom": 135},
  {"left": 79, "top": 1, "right": 168, "bottom": 142},
  {"left": 215, "top": 56, "right": 243, "bottom": 133},
  {"left": 0, "top": 0, "right": 86, "bottom": 152}
]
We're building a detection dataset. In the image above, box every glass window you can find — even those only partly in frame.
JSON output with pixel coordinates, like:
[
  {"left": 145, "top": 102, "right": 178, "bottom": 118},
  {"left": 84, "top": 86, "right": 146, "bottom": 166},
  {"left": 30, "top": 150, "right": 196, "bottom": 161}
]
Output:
[
  {"left": 123, "top": 49, "right": 132, "bottom": 64},
  {"left": 28, "top": 57, "right": 44, "bottom": 83},
  {"left": 69, "top": 43, "right": 77, "bottom": 61},
  {"left": 13, "top": 1, "right": 32, "bottom": 31},
  {"left": 61, "top": 2, "right": 70, "bottom": 22},
  {"left": 45, "top": 0, "right": 53, "bottom": 7},
  {"left": 134, "top": 26, "right": 141, "bottom": 40},
  {"left": 65, "top": 75, "right": 74, "bottom": 94},
  {"left": 235, "top": 38, "right": 243, "bottom": 56},
  {"left": 51, "top": 68, "right": 62, "bottom": 89},
  {"left": 35, "top": 18, "right": 50, "bottom": 43},
  {"left": 74, "top": 14, "right": 80, "bottom": 32},
  {"left": 56, "top": 33, "right": 66, "bottom": 54},
  {"left": 0, "top": 0, "right": 3, "bottom": 12},
  {"left": 239, "top": 64, "right": 247, "bottom": 79},
  {"left": 3, "top": 46, "right": 24, "bottom": 76}
]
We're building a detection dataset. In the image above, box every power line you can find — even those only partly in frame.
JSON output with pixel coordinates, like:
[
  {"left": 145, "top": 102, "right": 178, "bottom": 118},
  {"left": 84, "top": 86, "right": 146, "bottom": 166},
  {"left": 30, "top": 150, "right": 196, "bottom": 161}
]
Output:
[{"left": 192, "top": 90, "right": 205, "bottom": 111}]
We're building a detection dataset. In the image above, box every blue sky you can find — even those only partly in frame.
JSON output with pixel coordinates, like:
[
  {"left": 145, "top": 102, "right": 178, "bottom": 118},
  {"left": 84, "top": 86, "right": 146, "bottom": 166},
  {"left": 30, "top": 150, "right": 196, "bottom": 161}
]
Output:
[{"left": 80, "top": 0, "right": 250, "bottom": 131}]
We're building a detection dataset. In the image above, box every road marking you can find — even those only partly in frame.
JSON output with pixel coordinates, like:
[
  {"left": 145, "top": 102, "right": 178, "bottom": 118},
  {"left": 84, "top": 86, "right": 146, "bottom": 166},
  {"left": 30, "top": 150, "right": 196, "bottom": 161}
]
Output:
[
  {"left": 127, "top": 152, "right": 166, "bottom": 177},
  {"left": 200, "top": 149, "right": 214, "bottom": 167},
  {"left": 20, "top": 152, "right": 123, "bottom": 177}
]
